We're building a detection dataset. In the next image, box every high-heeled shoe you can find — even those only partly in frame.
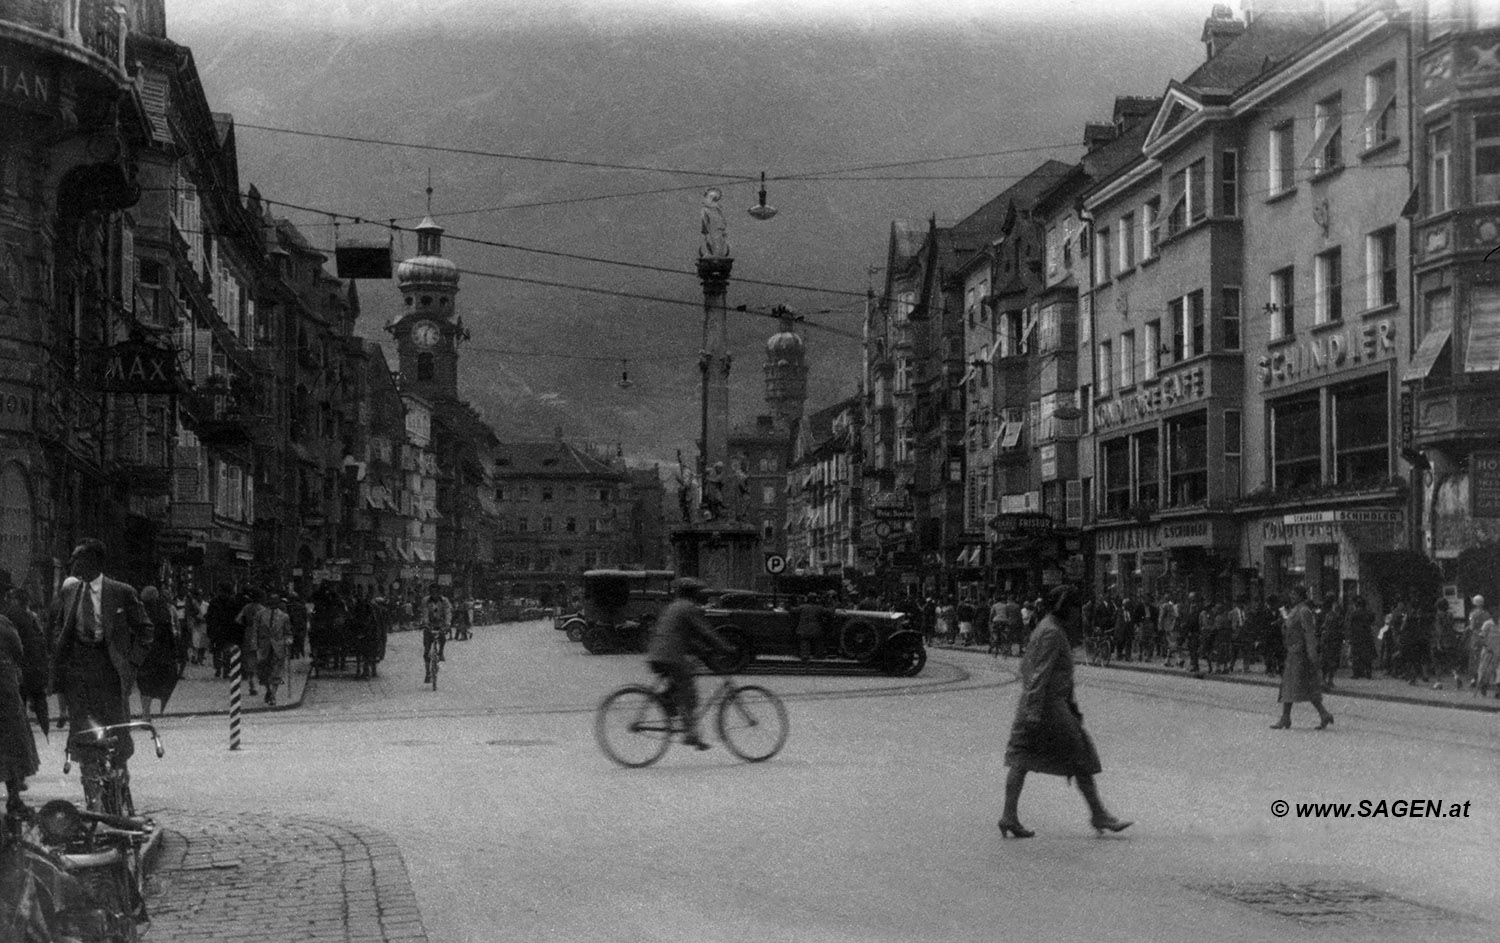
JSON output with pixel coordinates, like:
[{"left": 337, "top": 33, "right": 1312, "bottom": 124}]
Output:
[
  {"left": 1269, "top": 719, "right": 1291, "bottom": 729},
  {"left": 997, "top": 818, "right": 1035, "bottom": 838},
  {"left": 1317, "top": 714, "right": 1334, "bottom": 729},
  {"left": 1091, "top": 815, "right": 1133, "bottom": 835}
]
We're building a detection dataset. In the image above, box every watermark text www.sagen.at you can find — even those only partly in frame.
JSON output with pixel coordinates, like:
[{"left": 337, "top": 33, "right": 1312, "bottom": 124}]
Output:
[{"left": 1269, "top": 798, "right": 1473, "bottom": 819}]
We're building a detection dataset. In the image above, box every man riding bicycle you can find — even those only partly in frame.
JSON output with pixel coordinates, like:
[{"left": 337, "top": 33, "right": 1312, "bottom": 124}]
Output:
[{"left": 646, "top": 578, "right": 733, "bottom": 750}]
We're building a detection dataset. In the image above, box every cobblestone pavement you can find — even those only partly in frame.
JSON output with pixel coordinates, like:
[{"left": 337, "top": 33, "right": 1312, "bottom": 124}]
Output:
[{"left": 145, "top": 810, "right": 430, "bottom": 942}]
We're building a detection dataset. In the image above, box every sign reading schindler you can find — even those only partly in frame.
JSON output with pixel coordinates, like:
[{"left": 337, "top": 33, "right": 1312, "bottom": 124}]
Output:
[
  {"left": 1257, "top": 319, "right": 1396, "bottom": 386},
  {"left": 1473, "top": 452, "right": 1500, "bottom": 518}
]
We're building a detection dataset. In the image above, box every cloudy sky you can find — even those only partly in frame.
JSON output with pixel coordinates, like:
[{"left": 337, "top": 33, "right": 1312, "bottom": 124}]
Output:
[{"left": 167, "top": 0, "right": 1212, "bottom": 464}]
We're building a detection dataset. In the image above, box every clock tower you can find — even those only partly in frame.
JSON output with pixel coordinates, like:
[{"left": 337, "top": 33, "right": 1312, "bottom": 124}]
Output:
[{"left": 394, "top": 216, "right": 461, "bottom": 401}]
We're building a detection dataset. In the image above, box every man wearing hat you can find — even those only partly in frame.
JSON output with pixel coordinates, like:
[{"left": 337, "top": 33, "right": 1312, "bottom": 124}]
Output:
[{"left": 645, "top": 578, "right": 733, "bottom": 749}]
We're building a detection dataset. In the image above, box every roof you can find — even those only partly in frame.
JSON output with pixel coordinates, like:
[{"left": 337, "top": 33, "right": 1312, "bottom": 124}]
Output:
[
  {"left": 493, "top": 439, "right": 626, "bottom": 480},
  {"left": 1180, "top": 10, "right": 1329, "bottom": 94}
]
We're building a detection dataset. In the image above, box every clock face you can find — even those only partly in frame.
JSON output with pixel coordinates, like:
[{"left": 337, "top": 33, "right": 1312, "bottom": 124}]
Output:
[{"left": 411, "top": 320, "right": 441, "bottom": 348}]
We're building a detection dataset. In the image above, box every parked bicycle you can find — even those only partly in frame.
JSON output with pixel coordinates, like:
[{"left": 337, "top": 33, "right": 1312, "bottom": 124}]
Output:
[
  {"left": 422, "top": 620, "right": 448, "bottom": 690},
  {"left": 594, "top": 672, "right": 789, "bottom": 767},
  {"left": 64, "top": 722, "right": 165, "bottom": 818}
]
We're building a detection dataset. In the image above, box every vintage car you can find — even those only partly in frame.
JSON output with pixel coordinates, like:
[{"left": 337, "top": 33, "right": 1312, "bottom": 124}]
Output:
[
  {"left": 567, "top": 569, "right": 677, "bottom": 654},
  {"left": 703, "top": 590, "right": 926, "bottom": 676}
]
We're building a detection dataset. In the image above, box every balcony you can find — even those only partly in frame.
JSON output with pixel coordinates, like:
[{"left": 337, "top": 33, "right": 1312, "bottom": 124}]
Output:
[
  {"left": 1, "top": 0, "right": 128, "bottom": 77},
  {"left": 1412, "top": 375, "right": 1500, "bottom": 447}
]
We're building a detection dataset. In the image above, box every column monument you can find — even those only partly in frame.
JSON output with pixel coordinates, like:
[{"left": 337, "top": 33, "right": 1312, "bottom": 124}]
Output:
[{"left": 671, "top": 188, "right": 760, "bottom": 589}]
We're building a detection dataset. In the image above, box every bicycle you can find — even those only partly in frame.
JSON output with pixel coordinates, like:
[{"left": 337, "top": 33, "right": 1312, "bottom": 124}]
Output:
[
  {"left": 64, "top": 722, "right": 165, "bottom": 818},
  {"left": 1083, "top": 628, "right": 1114, "bottom": 667},
  {"left": 594, "top": 671, "right": 789, "bottom": 767},
  {"left": 422, "top": 621, "right": 448, "bottom": 690}
]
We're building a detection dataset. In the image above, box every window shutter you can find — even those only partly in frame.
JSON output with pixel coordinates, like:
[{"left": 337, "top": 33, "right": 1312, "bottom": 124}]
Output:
[
  {"left": 193, "top": 328, "right": 212, "bottom": 383},
  {"left": 139, "top": 71, "right": 172, "bottom": 144},
  {"left": 119, "top": 225, "right": 134, "bottom": 304},
  {"left": 1465, "top": 286, "right": 1500, "bottom": 372}
]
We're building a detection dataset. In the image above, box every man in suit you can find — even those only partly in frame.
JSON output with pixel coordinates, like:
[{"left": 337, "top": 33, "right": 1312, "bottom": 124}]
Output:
[{"left": 49, "top": 538, "right": 154, "bottom": 765}]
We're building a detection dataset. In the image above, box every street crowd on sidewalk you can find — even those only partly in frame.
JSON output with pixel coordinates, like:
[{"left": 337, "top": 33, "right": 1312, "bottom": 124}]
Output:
[{"left": 894, "top": 585, "right": 1500, "bottom": 699}]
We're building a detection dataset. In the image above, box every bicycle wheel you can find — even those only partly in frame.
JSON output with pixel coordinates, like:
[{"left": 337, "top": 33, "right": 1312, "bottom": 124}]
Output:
[
  {"left": 594, "top": 686, "right": 672, "bottom": 768},
  {"left": 717, "top": 685, "right": 788, "bottom": 762}
]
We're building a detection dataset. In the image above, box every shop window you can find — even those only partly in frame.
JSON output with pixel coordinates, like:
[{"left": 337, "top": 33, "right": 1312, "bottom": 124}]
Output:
[
  {"left": 1271, "top": 392, "right": 1323, "bottom": 491},
  {"left": 1333, "top": 375, "right": 1389, "bottom": 487},
  {"left": 1267, "top": 546, "right": 1298, "bottom": 598},
  {"left": 1314, "top": 545, "right": 1341, "bottom": 602},
  {"left": 1134, "top": 430, "right": 1160, "bottom": 508},
  {"left": 1102, "top": 437, "right": 1131, "bottom": 517},
  {"left": 1166, "top": 412, "right": 1209, "bottom": 507}
]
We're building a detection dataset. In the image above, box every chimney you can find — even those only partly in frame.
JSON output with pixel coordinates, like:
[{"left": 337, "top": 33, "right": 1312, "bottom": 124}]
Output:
[
  {"left": 1083, "top": 122, "right": 1115, "bottom": 152},
  {"left": 1202, "top": 3, "right": 1246, "bottom": 60}
]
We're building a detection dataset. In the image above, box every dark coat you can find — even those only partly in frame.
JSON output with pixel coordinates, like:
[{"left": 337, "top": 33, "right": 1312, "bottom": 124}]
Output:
[
  {"left": 49, "top": 576, "right": 153, "bottom": 711},
  {"left": 1278, "top": 601, "right": 1322, "bottom": 703},
  {"left": 646, "top": 599, "right": 724, "bottom": 667},
  {"left": 135, "top": 598, "right": 181, "bottom": 703},
  {"left": 0, "top": 614, "right": 42, "bottom": 783},
  {"left": 1004, "top": 615, "right": 1102, "bottom": 777}
]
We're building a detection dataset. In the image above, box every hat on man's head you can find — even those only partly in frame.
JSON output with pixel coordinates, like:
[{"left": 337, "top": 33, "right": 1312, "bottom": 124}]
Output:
[{"left": 1474, "top": 595, "right": 1485, "bottom": 608}]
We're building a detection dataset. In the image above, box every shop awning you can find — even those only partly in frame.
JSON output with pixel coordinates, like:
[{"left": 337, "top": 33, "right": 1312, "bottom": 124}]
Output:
[{"left": 1402, "top": 327, "right": 1451, "bottom": 381}]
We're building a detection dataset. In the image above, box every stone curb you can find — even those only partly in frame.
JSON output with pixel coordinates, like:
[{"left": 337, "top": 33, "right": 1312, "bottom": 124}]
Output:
[{"left": 929, "top": 642, "right": 1500, "bottom": 713}]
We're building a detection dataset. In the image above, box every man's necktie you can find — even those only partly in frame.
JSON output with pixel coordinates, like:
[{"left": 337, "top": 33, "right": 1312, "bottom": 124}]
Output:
[{"left": 80, "top": 584, "right": 98, "bottom": 642}]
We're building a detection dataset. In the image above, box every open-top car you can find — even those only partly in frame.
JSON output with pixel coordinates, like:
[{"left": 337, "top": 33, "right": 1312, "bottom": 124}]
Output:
[{"left": 703, "top": 590, "right": 926, "bottom": 676}]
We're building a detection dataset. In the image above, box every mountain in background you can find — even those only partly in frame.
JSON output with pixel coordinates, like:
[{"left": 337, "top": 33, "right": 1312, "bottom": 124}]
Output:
[{"left": 171, "top": 2, "right": 1206, "bottom": 466}]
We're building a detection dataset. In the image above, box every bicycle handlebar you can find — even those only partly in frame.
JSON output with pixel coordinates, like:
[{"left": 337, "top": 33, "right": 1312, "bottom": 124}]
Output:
[
  {"left": 77, "top": 808, "right": 151, "bottom": 834},
  {"left": 66, "top": 721, "right": 165, "bottom": 759}
]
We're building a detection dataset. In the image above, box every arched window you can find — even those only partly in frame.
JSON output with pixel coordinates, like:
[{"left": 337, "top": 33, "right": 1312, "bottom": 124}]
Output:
[{"left": 417, "top": 353, "right": 434, "bottom": 380}]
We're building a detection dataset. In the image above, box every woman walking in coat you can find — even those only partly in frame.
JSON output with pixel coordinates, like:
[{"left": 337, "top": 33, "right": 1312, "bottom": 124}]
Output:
[
  {"left": 135, "top": 586, "right": 180, "bottom": 720},
  {"left": 1271, "top": 585, "right": 1335, "bottom": 730},
  {"left": 998, "top": 585, "right": 1132, "bottom": 839}
]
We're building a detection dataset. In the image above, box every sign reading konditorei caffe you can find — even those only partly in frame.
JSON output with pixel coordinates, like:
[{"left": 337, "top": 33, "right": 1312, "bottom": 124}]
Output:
[
  {"left": 1093, "top": 366, "right": 1206, "bottom": 431},
  {"left": 1257, "top": 319, "right": 1396, "bottom": 387}
]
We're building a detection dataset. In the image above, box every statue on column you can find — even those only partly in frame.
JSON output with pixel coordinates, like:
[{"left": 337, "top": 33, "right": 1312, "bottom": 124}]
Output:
[
  {"left": 701, "top": 461, "right": 726, "bottom": 521},
  {"left": 700, "top": 187, "right": 729, "bottom": 259},
  {"left": 730, "top": 455, "right": 751, "bottom": 522}
]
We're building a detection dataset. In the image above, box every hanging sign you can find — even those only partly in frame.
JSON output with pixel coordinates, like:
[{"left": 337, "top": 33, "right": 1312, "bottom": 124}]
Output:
[{"left": 100, "top": 340, "right": 177, "bottom": 393}]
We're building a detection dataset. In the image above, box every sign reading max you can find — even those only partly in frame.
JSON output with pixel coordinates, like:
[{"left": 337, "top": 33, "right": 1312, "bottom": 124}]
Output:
[{"left": 100, "top": 341, "right": 177, "bottom": 394}]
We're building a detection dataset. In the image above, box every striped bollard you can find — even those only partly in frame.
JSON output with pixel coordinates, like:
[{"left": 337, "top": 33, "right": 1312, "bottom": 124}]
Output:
[{"left": 229, "top": 645, "right": 243, "bottom": 751}]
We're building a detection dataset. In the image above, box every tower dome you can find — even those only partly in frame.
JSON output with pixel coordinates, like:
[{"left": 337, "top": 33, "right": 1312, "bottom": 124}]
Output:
[
  {"left": 396, "top": 217, "right": 460, "bottom": 291},
  {"left": 764, "top": 312, "right": 807, "bottom": 428}
]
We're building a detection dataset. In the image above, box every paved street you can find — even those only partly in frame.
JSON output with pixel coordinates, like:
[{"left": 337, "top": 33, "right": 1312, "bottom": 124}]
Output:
[{"left": 23, "top": 619, "right": 1498, "bottom": 943}]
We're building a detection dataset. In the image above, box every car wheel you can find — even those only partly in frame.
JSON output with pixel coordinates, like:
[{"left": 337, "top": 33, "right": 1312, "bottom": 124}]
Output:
[
  {"left": 581, "top": 623, "right": 613, "bottom": 654},
  {"left": 839, "top": 620, "right": 880, "bottom": 660},
  {"left": 564, "top": 618, "right": 587, "bottom": 643},
  {"left": 713, "top": 626, "right": 754, "bottom": 673},
  {"left": 881, "top": 634, "right": 927, "bottom": 676}
]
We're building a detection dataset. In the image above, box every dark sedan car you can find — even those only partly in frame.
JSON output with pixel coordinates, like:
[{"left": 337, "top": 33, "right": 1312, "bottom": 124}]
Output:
[{"left": 702, "top": 591, "right": 926, "bottom": 676}]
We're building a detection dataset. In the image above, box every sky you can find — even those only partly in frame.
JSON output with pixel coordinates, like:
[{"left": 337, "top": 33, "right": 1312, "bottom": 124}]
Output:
[{"left": 165, "top": 0, "right": 1214, "bottom": 465}]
